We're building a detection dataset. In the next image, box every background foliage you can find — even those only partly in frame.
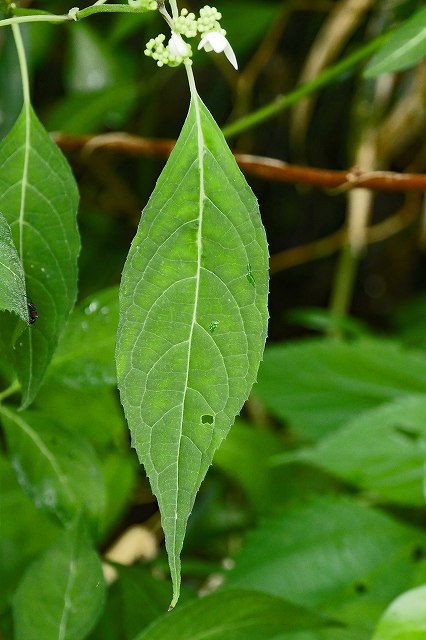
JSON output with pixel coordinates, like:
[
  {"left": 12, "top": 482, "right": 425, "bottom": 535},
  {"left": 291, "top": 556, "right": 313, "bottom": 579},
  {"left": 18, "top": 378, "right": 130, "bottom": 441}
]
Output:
[{"left": 1, "top": 0, "right": 426, "bottom": 638}]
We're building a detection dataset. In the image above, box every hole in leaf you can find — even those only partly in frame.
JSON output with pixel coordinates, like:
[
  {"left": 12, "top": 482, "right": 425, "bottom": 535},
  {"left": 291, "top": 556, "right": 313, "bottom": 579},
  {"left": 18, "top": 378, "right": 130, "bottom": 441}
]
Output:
[
  {"left": 201, "top": 414, "right": 214, "bottom": 425},
  {"left": 412, "top": 547, "right": 425, "bottom": 562},
  {"left": 394, "top": 425, "right": 420, "bottom": 442},
  {"left": 354, "top": 583, "right": 367, "bottom": 594}
]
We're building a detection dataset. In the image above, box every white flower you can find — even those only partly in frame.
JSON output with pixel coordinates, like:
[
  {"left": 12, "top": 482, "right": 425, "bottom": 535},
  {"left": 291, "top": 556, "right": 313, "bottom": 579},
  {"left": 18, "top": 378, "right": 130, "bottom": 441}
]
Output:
[
  {"left": 198, "top": 31, "right": 238, "bottom": 70},
  {"left": 168, "top": 31, "right": 191, "bottom": 58}
]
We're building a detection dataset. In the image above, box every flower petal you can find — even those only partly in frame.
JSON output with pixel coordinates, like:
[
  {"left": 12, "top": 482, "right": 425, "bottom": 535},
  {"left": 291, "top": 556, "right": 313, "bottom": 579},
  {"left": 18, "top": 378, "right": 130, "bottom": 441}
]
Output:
[
  {"left": 224, "top": 43, "right": 238, "bottom": 70},
  {"left": 168, "top": 31, "right": 190, "bottom": 57}
]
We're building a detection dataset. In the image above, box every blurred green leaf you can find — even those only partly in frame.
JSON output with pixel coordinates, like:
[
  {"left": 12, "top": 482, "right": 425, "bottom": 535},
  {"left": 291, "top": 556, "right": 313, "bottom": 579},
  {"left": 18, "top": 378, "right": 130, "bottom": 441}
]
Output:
[
  {"left": 13, "top": 514, "right": 105, "bottom": 640},
  {"left": 226, "top": 496, "right": 426, "bottom": 628},
  {"left": 49, "top": 287, "right": 118, "bottom": 388},
  {"left": 0, "top": 25, "right": 23, "bottom": 141},
  {"left": 0, "top": 105, "right": 80, "bottom": 407},
  {"left": 118, "top": 564, "right": 173, "bottom": 636},
  {"left": 35, "top": 384, "right": 126, "bottom": 448},
  {"left": 100, "top": 451, "right": 136, "bottom": 536},
  {"left": 135, "top": 588, "right": 329, "bottom": 640},
  {"left": 0, "top": 455, "right": 59, "bottom": 610},
  {"left": 215, "top": 1, "right": 281, "bottom": 57},
  {"left": 214, "top": 420, "right": 281, "bottom": 511},
  {"left": 371, "top": 585, "right": 426, "bottom": 640},
  {"left": 275, "top": 395, "right": 426, "bottom": 506},
  {"left": 256, "top": 338, "right": 426, "bottom": 439},
  {"left": 0, "top": 211, "right": 27, "bottom": 323},
  {"left": 1, "top": 406, "right": 106, "bottom": 532},
  {"left": 365, "top": 7, "right": 426, "bottom": 77},
  {"left": 45, "top": 83, "right": 140, "bottom": 135},
  {"left": 65, "top": 22, "right": 125, "bottom": 93}
]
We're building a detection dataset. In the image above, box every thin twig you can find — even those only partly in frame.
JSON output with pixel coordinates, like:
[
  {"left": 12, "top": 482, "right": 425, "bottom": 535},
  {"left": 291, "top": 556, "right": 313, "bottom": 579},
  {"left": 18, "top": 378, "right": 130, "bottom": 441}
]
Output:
[{"left": 53, "top": 132, "right": 426, "bottom": 192}]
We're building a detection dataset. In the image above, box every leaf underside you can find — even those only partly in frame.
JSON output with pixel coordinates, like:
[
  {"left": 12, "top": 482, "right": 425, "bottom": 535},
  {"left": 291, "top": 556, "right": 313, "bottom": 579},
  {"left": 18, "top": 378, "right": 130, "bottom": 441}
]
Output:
[
  {"left": 116, "top": 95, "right": 269, "bottom": 606},
  {"left": 0, "top": 105, "right": 80, "bottom": 407}
]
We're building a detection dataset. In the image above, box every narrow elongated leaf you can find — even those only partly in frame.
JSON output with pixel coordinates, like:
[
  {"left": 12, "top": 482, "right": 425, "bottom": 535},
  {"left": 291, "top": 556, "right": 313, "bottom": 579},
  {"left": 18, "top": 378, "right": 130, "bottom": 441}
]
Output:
[
  {"left": 13, "top": 515, "right": 105, "bottom": 640},
  {"left": 135, "top": 589, "right": 328, "bottom": 640},
  {"left": 0, "top": 405, "right": 106, "bottom": 531},
  {"left": 0, "top": 104, "right": 80, "bottom": 407},
  {"left": 256, "top": 338, "right": 426, "bottom": 438},
  {"left": 275, "top": 395, "right": 426, "bottom": 505},
  {"left": 365, "top": 7, "right": 426, "bottom": 78},
  {"left": 0, "top": 210, "right": 27, "bottom": 322},
  {"left": 116, "top": 94, "right": 269, "bottom": 606},
  {"left": 372, "top": 585, "right": 426, "bottom": 640}
]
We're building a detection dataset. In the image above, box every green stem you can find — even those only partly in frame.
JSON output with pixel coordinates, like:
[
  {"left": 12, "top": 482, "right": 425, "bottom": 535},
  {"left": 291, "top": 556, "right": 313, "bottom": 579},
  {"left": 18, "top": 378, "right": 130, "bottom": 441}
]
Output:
[
  {"left": 0, "top": 381, "right": 20, "bottom": 403},
  {"left": 222, "top": 31, "right": 392, "bottom": 140},
  {"left": 168, "top": 0, "right": 179, "bottom": 20},
  {"left": 0, "top": 13, "right": 69, "bottom": 27},
  {"left": 328, "top": 245, "right": 359, "bottom": 339},
  {"left": 0, "top": 3, "right": 155, "bottom": 27}
]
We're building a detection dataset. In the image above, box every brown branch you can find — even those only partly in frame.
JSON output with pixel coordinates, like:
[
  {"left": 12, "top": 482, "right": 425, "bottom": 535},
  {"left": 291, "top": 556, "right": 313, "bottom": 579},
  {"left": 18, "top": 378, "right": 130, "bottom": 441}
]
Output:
[{"left": 53, "top": 132, "right": 426, "bottom": 192}]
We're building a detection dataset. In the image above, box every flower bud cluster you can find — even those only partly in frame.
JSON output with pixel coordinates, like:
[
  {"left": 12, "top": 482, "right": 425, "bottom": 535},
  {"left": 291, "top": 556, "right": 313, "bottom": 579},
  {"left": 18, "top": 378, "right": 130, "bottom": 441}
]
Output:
[
  {"left": 145, "top": 33, "right": 192, "bottom": 67},
  {"left": 144, "top": 3, "right": 236, "bottom": 70}
]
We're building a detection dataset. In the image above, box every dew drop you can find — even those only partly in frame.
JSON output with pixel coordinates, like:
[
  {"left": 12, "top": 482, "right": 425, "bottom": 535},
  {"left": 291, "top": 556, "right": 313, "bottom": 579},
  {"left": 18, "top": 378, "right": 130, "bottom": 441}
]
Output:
[
  {"left": 85, "top": 301, "right": 99, "bottom": 315},
  {"left": 100, "top": 306, "right": 109, "bottom": 315}
]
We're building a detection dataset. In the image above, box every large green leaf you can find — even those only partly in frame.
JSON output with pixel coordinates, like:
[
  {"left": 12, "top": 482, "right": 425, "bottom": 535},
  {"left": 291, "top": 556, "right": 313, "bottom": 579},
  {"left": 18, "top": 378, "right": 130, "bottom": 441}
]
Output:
[
  {"left": 0, "top": 405, "right": 106, "bottom": 532},
  {"left": 256, "top": 338, "right": 426, "bottom": 439},
  {"left": 365, "top": 7, "right": 426, "bottom": 77},
  {"left": 275, "top": 395, "right": 426, "bottom": 506},
  {"left": 13, "top": 515, "right": 105, "bottom": 640},
  {"left": 0, "top": 210, "right": 27, "bottom": 323},
  {"left": 116, "top": 94, "right": 269, "bottom": 606},
  {"left": 372, "top": 585, "right": 426, "bottom": 640},
  {"left": 134, "top": 589, "right": 328, "bottom": 640},
  {"left": 0, "top": 105, "right": 80, "bottom": 407},
  {"left": 226, "top": 496, "right": 426, "bottom": 629}
]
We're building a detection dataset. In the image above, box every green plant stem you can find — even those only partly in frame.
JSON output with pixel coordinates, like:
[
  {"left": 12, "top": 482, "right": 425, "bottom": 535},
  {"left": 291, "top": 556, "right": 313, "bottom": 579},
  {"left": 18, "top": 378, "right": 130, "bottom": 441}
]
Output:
[
  {"left": 0, "top": 380, "right": 20, "bottom": 403},
  {"left": 328, "top": 245, "right": 359, "bottom": 339},
  {"left": 0, "top": 13, "right": 69, "bottom": 27},
  {"left": 0, "top": 3, "right": 154, "bottom": 27},
  {"left": 222, "top": 32, "right": 392, "bottom": 140}
]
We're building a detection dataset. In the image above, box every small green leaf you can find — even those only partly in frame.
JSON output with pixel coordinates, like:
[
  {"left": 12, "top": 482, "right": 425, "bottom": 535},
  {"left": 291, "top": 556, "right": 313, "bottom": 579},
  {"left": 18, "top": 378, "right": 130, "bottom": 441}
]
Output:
[
  {"left": 226, "top": 496, "right": 426, "bottom": 626},
  {"left": 0, "top": 210, "right": 27, "bottom": 323},
  {"left": 0, "top": 105, "right": 80, "bottom": 407},
  {"left": 365, "top": 7, "right": 426, "bottom": 78},
  {"left": 116, "top": 95, "right": 269, "bottom": 607},
  {"left": 372, "top": 585, "right": 426, "bottom": 640},
  {"left": 275, "top": 395, "right": 426, "bottom": 506},
  {"left": 13, "top": 515, "right": 105, "bottom": 640},
  {"left": 49, "top": 287, "right": 118, "bottom": 388},
  {"left": 1, "top": 405, "right": 106, "bottom": 531},
  {"left": 256, "top": 338, "right": 426, "bottom": 439},
  {"left": 134, "top": 588, "right": 328, "bottom": 640}
]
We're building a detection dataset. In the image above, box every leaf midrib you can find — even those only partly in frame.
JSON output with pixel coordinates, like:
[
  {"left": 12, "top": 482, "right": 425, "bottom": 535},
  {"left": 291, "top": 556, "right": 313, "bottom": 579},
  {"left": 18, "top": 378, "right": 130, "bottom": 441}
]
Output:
[{"left": 170, "top": 96, "right": 205, "bottom": 576}]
